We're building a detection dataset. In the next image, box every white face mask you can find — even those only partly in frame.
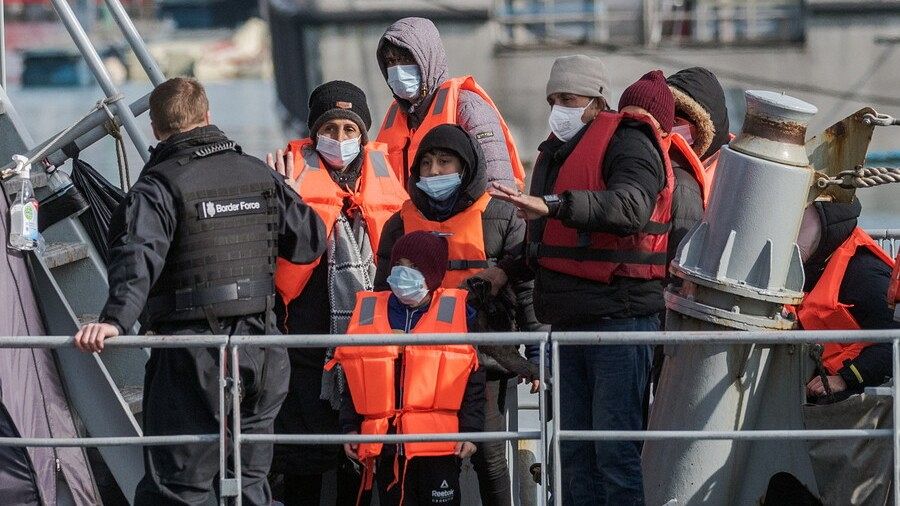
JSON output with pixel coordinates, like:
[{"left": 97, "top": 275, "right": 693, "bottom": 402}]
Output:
[
  {"left": 548, "top": 98, "right": 593, "bottom": 142},
  {"left": 316, "top": 135, "right": 361, "bottom": 169},
  {"left": 672, "top": 123, "right": 695, "bottom": 146},
  {"left": 387, "top": 65, "right": 422, "bottom": 101}
]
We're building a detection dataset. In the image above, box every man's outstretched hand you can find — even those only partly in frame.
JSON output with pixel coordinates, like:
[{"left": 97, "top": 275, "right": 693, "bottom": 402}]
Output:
[
  {"left": 75, "top": 323, "right": 119, "bottom": 353},
  {"left": 488, "top": 182, "right": 549, "bottom": 220}
]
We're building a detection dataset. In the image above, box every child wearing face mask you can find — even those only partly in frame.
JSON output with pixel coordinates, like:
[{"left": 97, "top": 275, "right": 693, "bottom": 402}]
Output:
[
  {"left": 329, "top": 231, "right": 486, "bottom": 506},
  {"left": 374, "top": 124, "right": 544, "bottom": 506}
]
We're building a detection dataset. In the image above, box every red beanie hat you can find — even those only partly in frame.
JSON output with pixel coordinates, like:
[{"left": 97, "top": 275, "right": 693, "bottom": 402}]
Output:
[
  {"left": 618, "top": 70, "right": 675, "bottom": 133},
  {"left": 390, "top": 231, "right": 449, "bottom": 291}
]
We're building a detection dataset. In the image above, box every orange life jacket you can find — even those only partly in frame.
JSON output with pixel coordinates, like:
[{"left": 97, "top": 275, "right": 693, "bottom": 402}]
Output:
[
  {"left": 376, "top": 76, "right": 526, "bottom": 190},
  {"left": 535, "top": 111, "right": 675, "bottom": 283},
  {"left": 668, "top": 131, "right": 734, "bottom": 209},
  {"left": 328, "top": 288, "right": 476, "bottom": 466},
  {"left": 273, "top": 139, "right": 407, "bottom": 307},
  {"left": 399, "top": 193, "right": 492, "bottom": 289},
  {"left": 669, "top": 132, "right": 711, "bottom": 208},
  {"left": 889, "top": 251, "right": 900, "bottom": 310},
  {"left": 797, "top": 227, "right": 895, "bottom": 374},
  {"left": 698, "top": 132, "right": 734, "bottom": 199}
]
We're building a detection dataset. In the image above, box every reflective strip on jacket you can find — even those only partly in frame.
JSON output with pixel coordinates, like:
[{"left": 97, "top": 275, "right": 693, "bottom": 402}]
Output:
[
  {"left": 399, "top": 193, "right": 492, "bottom": 289},
  {"left": 376, "top": 76, "right": 526, "bottom": 189},
  {"left": 798, "top": 227, "right": 895, "bottom": 374},
  {"left": 536, "top": 111, "right": 675, "bottom": 283},
  {"left": 329, "top": 288, "right": 476, "bottom": 461},
  {"left": 273, "top": 139, "right": 407, "bottom": 306}
]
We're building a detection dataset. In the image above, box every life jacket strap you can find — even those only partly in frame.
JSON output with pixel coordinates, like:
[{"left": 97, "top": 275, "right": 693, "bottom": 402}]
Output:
[
  {"left": 532, "top": 244, "right": 667, "bottom": 265},
  {"left": 447, "top": 259, "right": 490, "bottom": 270}
]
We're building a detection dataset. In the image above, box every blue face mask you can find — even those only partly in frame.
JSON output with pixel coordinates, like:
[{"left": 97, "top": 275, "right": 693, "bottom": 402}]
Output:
[
  {"left": 387, "top": 265, "right": 430, "bottom": 306},
  {"left": 387, "top": 65, "right": 422, "bottom": 101},
  {"left": 416, "top": 173, "right": 462, "bottom": 201}
]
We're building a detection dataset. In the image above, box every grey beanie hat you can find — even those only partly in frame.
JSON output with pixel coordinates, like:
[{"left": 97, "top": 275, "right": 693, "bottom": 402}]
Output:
[{"left": 546, "top": 55, "right": 610, "bottom": 101}]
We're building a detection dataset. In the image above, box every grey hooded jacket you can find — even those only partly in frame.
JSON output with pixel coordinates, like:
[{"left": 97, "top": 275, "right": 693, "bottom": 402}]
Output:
[{"left": 377, "top": 17, "right": 517, "bottom": 188}]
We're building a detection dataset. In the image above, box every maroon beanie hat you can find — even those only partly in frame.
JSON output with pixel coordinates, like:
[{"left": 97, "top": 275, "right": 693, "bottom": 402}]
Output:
[
  {"left": 390, "top": 231, "right": 449, "bottom": 291},
  {"left": 618, "top": 70, "right": 675, "bottom": 133}
]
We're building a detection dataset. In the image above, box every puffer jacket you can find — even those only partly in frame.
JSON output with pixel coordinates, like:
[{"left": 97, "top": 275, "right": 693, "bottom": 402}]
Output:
[
  {"left": 803, "top": 198, "right": 897, "bottom": 391},
  {"left": 523, "top": 122, "right": 667, "bottom": 325},
  {"left": 376, "top": 17, "right": 516, "bottom": 188}
]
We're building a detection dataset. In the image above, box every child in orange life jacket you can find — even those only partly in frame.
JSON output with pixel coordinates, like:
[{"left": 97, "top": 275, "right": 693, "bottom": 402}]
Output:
[
  {"left": 336, "top": 231, "right": 486, "bottom": 506},
  {"left": 375, "top": 123, "right": 544, "bottom": 506}
]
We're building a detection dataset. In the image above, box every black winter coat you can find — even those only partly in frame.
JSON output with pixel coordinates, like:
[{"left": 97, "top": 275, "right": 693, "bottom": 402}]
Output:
[
  {"left": 667, "top": 152, "right": 704, "bottom": 285},
  {"left": 99, "top": 126, "right": 326, "bottom": 333},
  {"left": 374, "top": 135, "right": 542, "bottom": 334},
  {"left": 522, "top": 121, "right": 667, "bottom": 325},
  {"left": 803, "top": 199, "right": 898, "bottom": 392}
]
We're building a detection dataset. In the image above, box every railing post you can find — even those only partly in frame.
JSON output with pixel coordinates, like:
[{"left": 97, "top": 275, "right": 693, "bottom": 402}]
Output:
[
  {"left": 1, "top": 0, "right": 7, "bottom": 89},
  {"left": 231, "top": 344, "right": 243, "bottom": 506},
  {"left": 48, "top": 0, "right": 152, "bottom": 164},
  {"left": 102, "top": 0, "right": 166, "bottom": 85},
  {"left": 551, "top": 339, "right": 562, "bottom": 503},
  {"left": 218, "top": 344, "right": 231, "bottom": 505},
  {"left": 893, "top": 339, "right": 899, "bottom": 506},
  {"left": 538, "top": 338, "right": 548, "bottom": 506}
]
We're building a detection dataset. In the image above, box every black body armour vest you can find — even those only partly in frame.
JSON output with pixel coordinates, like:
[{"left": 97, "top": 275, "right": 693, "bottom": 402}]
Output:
[{"left": 144, "top": 142, "right": 279, "bottom": 324}]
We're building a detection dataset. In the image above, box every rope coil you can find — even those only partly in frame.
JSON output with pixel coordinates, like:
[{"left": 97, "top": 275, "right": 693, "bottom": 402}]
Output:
[{"left": 816, "top": 166, "right": 900, "bottom": 189}]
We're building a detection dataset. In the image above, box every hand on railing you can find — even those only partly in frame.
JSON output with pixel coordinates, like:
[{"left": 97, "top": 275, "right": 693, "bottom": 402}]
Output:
[
  {"left": 344, "top": 431, "right": 360, "bottom": 460},
  {"left": 74, "top": 322, "right": 120, "bottom": 353},
  {"left": 806, "top": 374, "right": 847, "bottom": 398},
  {"left": 454, "top": 441, "right": 477, "bottom": 459},
  {"left": 521, "top": 377, "right": 541, "bottom": 394}
]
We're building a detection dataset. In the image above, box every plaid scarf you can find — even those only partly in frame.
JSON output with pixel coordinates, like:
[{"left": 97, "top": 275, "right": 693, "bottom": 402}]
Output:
[{"left": 320, "top": 212, "right": 375, "bottom": 408}]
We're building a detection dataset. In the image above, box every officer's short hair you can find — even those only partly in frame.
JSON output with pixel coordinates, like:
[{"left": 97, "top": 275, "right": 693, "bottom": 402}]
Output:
[{"left": 149, "top": 77, "right": 209, "bottom": 137}]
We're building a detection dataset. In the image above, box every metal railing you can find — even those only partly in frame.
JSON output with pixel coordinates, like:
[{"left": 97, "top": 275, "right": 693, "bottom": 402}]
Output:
[
  {"left": 493, "top": 0, "right": 804, "bottom": 48},
  {"left": 2, "top": 329, "right": 898, "bottom": 505},
  {"left": 868, "top": 228, "right": 900, "bottom": 257},
  {"left": 0, "top": 335, "right": 231, "bottom": 504}
]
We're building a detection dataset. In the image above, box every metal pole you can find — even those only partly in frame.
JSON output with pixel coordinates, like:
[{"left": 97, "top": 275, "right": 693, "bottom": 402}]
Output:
[
  {"left": 551, "top": 339, "right": 562, "bottom": 504},
  {"left": 231, "top": 332, "right": 549, "bottom": 348},
  {"left": 241, "top": 431, "right": 540, "bottom": 444},
  {"left": 1, "top": 0, "right": 6, "bottom": 89},
  {"left": 45, "top": 93, "right": 150, "bottom": 168},
  {"left": 0, "top": 435, "right": 219, "bottom": 446},
  {"left": 551, "top": 329, "right": 900, "bottom": 346},
  {"left": 894, "top": 339, "right": 899, "bottom": 506},
  {"left": 49, "top": 0, "right": 152, "bottom": 164},
  {"left": 538, "top": 339, "right": 547, "bottom": 506},
  {"left": 0, "top": 334, "right": 227, "bottom": 348},
  {"left": 218, "top": 345, "right": 228, "bottom": 506},
  {"left": 231, "top": 345, "right": 243, "bottom": 506},
  {"left": 557, "top": 429, "right": 893, "bottom": 441},
  {"left": 102, "top": 0, "right": 165, "bottom": 85}
]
